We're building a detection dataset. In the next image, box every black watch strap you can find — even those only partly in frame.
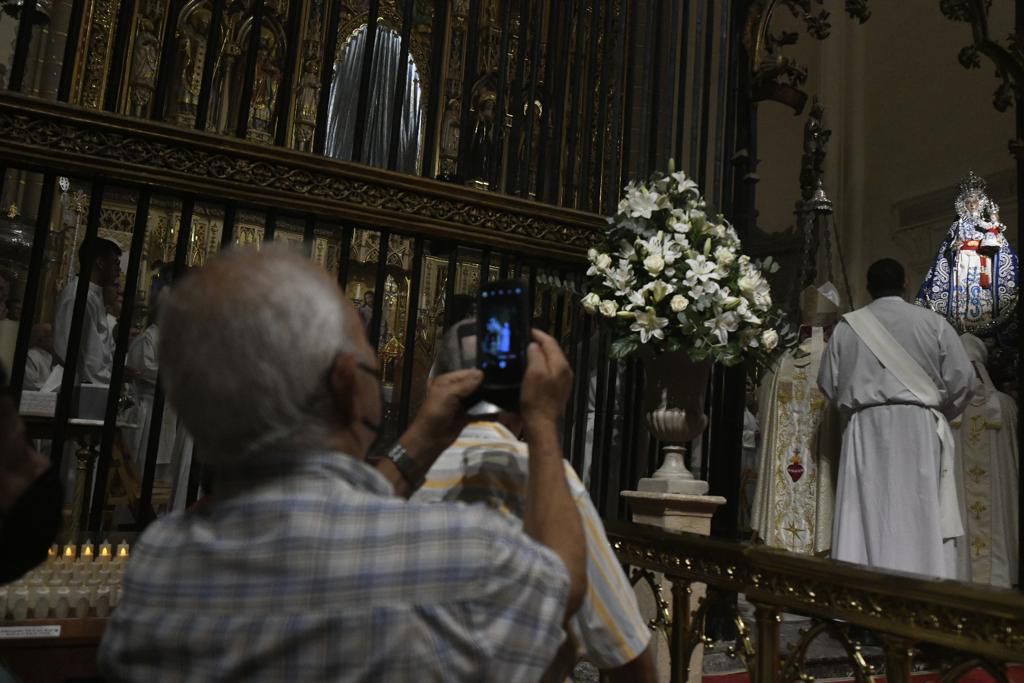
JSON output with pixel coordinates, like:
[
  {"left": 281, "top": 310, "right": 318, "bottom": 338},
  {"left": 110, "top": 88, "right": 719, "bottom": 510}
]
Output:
[{"left": 386, "top": 442, "right": 425, "bottom": 490}]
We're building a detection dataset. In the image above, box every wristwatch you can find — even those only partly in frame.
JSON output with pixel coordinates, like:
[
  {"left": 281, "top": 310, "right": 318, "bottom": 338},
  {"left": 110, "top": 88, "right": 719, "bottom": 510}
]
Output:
[{"left": 385, "top": 442, "right": 425, "bottom": 491}]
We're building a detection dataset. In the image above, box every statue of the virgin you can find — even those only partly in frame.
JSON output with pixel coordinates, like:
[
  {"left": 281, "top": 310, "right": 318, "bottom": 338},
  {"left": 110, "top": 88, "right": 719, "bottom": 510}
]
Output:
[{"left": 915, "top": 172, "right": 1019, "bottom": 337}]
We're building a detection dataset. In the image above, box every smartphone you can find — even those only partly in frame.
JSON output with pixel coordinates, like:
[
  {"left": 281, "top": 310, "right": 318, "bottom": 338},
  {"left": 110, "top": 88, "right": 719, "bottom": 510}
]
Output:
[{"left": 476, "top": 279, "right": 530, "bottom": 411}]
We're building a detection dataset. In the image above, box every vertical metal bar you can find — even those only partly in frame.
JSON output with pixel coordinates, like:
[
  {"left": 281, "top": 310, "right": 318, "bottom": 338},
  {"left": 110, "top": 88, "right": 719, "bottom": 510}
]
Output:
[
  {"left": 137, "top": 379, "right": 167, "bottom": 526},
  {"left": 697, "top": 0, "right": 716, "bottom": 190},
  {"left": 194, "top": 0, "right": 226, "bottom": 131},
  {"left": 337, "top": 224, "right": 354, "bottom": 289},
  {"left": 89, "top": 190, "right": 151, "bottom": 531},
  {"left": 615, "top": 359, "right": 635, "bottom": 519},
  {"left": 671, "top": 579, "right": 694, "bottom": 683},
  {"left": 578, "top": 0, "right": 603, "bottom": 211},
  {"left": 235, "top": 0, "right": 266, "bottom": 138},
  {"left": 503, "top": 0, "right": 530, "bottom": 193},
  {"left": 882, "top": 638, "right": 914, "bottom": 683},
  {"left": 103, "top": 0, "right": 137, "bottom": 111},
  {"left": 563, "top": 1, "right": 589, "bottom": 206},
  {"left": 527, "top": 264, "right": 538, "bottom": 324},
  {"left": 617, "top": 0, "right": 636, "bottom": 189},
  {"left": 263, "top": 208, "right": 277, "bottom": 243},
  {"left": 717, "top": 0, "right": 737, "bottom": 214},
  {"left": 687, "top": 0, "right": 706, "bottom": 177},
  {"left": 386, "top": 0, "right": 416, "bottom": 169},
  {"left": 8, "top": 0, "right": 38, "bottom": 92},
  {"left": 626, "top": 359, "right": 646, "bottom": 493},
  {"left": 488, "top": 0, "right": 515, "bottom": 188},
  {"left": 753, "top": 603, "right": 780, "bottom": 683},
  {"left": 350, "top": 0, "right": 381, "bottom": 163},
  {"left": 442, "top": 245, "right": 458, "bottom": 330},
  {"left": 674, "top": 0, "right": 691, "bottom": 169},
  {"left": 151, "top": 0, "right": 184, "bottom": 121},
  {"left": 57, "top": 0, "right": 87, "bottom": 102},
  {"left": 713, "top": 0, "right": 732, "bottom": 208},
  {"left": 219, "top": 202, "right": 237, "bottom": 249},
  {"left": 588, "top": 332, "right": 610, "bottom": 504},
  {"left": 274, "top": 1, "right": 304, "bottom": 146},
  {"left": 591, "top": 0, "right": 616, "bottom": 212},
  {"left": 561, "top": 280, "right": 581, "bottom": 456},
  {"left": 313, "top": 0, "right": 343, "bottom": 155},
  {"left": 479, "top": 246, "right": 492, "bottom": 286},
  {"left": 302, "top": 216, "right": 316, "bottom": 258},
  {"left": 568, "top": 312, "right": 592, "bottom": 473},
  {"left": 456, "top": 0, "right": 483, "bottom": 180},
  {"left": 645, "top": 0, "right": 663, "bottom": 173},
  {"left": 185, "top": 447, "right": 202, "bottom": 506},
  {"left": 397, "top": 236, "right": 425, "bottom": 429},
  {"left": 368, "top": 229, "right": 391, "bottom": 349},
  {"left": 551, "top": 273, "right": 566, "bottom": 343},
  {"left": 536, "top": 0, "right": 570, "bottom": 204},
  {"left": 51, "top": 180, "right": 107, "bottom": 467},
  {"left": 9, "top": 174, "right": 55, "bottom": 402},
  {"left": 518, "top": 0, "right": 545, "bottom": 198},
  {"left": 499, "top": 253, "right": 509, "bottom": 279},
  {"left": 603, "top": 1, "right": 628, "bottom": 209},
  {"left": 138, "top": 196, "right": 195, "bottom": 527},
  {"left": 595, "top": 358, "right": 618, "bottom": 515},
  {"left": 421, "top": 0, "right": 449, "bottom": 178}
]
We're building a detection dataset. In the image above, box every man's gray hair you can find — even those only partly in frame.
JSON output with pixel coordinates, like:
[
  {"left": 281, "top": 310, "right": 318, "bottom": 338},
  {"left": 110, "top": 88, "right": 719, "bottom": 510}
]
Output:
[{"left": 159, "top": 247, "right": 356, "bottom": 468}]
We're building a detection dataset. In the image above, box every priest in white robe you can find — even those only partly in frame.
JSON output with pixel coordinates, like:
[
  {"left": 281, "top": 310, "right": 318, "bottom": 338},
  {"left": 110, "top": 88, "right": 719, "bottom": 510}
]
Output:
[
  {"left": 818, "top": 259, "right": 976, "bottom": 578},
  {"left": 125, "top": 292, "right": 194, "bottom": 513},
  {"left": 950, "top": 334, "right": 1018, "bottom": 586},
  {"left": 752, "top": 283, "right": 841, "bottom": 555},
  {"left": 53, "top": 238, "right": 122, "bottom": 385}
]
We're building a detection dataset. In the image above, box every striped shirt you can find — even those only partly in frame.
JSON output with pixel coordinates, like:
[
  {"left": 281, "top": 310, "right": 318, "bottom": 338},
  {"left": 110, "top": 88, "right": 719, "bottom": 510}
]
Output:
[
  {"left": 98, "top": 451, "right": 570, "bottom": 682},
  {"left": 412, "top": 422, "right": 651, "bottom": 670}
]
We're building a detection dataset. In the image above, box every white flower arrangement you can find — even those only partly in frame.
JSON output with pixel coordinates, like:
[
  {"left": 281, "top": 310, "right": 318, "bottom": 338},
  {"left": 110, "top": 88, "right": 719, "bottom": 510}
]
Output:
[{"left": 583, "top": 165, "right": 792, "bottom": 366}]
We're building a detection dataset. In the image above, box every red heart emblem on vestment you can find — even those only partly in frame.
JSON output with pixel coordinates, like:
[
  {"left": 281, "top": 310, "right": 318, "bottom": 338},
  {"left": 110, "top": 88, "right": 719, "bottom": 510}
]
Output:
[{"left": 787, "top": 463, "right": 804, "bottom": 482}]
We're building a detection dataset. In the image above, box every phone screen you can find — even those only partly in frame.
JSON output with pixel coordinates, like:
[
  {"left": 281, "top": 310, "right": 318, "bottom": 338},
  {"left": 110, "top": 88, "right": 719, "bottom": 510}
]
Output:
[{"left": 477, "top": 280, "right": 529, "bottom": 394}]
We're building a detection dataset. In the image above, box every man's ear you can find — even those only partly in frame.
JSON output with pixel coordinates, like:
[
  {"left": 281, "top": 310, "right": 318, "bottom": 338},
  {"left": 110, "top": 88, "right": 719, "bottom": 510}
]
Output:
[{"left": 328, "top": 354, "right": 357, "bottom": 426}]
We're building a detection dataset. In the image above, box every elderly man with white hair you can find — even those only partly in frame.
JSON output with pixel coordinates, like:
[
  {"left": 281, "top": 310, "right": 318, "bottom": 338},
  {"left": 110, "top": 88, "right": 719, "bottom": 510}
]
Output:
[{"left": 98, "top": 248, "right": 587, "bottom": 682}]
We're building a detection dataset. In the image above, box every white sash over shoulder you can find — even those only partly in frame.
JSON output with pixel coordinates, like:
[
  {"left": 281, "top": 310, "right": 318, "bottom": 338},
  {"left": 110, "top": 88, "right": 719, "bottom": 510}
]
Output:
[{"left": 843, "top": 308, "right": 964, "bottom": 540}]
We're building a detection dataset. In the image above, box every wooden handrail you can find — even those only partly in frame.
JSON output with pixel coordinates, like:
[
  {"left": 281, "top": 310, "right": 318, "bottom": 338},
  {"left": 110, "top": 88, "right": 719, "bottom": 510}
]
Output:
[
  {"left": 607, "top": 520, "right": 1024, "bottom": 665},
  {"left": 0, "top": 93, "right": 604, "bottom": 262}
]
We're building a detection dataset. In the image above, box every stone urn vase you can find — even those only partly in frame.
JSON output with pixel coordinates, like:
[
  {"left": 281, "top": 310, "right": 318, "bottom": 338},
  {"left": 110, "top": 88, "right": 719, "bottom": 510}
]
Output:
[{"left": 637, "top": 350, "right": 712, "bottom": 495}]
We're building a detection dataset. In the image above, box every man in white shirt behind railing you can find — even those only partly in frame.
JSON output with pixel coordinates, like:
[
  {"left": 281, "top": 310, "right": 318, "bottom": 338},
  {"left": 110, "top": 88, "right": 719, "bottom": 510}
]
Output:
[
  {"left": 418, "top": 318, "right": 657, "bottom": 682},
  {"left": 53, "top": 237, "right": 121, "bottom": 385}
]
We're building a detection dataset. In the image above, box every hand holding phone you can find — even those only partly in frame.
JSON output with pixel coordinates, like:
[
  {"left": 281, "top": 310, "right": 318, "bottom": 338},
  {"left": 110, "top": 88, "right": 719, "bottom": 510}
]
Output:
[{"left": 476, "top": 279, "right": 530, "bottom": 411}]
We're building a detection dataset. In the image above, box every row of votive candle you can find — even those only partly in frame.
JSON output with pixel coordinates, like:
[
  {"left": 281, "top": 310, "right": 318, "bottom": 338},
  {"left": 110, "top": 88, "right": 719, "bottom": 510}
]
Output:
[{"left": 0, "top": 540, "right": 130, "bottom": 621}]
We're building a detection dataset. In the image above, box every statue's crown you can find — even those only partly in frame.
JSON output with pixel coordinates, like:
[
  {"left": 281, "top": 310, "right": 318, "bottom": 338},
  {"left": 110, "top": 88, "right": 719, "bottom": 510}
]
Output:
[{"left": 958, "top": 171, "right": 987, "bottom": 199}]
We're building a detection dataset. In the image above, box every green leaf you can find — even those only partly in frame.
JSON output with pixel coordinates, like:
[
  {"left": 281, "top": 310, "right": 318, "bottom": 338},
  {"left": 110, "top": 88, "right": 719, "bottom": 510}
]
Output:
[{"left": 609, "top": 335, "right": 641, "bottom": 359}]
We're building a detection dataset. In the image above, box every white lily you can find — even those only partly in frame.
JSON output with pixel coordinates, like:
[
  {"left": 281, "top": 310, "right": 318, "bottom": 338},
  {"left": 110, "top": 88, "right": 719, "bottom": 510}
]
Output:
[
  {"left": 625, "top": 185, "right": 662, "bottom": 219},
  {"left": 705, "top": 309, "right": 739, "bottom": 346},
  {"left": 631, "top": 307, "right": 669, "bottom": 344}
]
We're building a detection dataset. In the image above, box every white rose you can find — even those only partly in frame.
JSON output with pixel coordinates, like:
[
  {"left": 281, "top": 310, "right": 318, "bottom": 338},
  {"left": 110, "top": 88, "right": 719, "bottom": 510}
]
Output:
[
  {"left": 595, "top": 253, "right": 613, "bottom": 271},
  {"left": 670, "top": 294, "right": 689, "bottom": 312},
  {"left": 737, "top": 274, "right": 757, "bottom": 296},
  {"left": 761, "top": 329, "right": 779, "bottom": 351},
  {"left": 643, "top": 254, "right": 665, "bottom": 275},
  {"left": 714, "top": 246, "right": 736, "bottom": 267},
  {"left": 598, "top": 300, "right": 619, "bottom": 317},
  {"left": 581, "top": 292, "right": 601, "bottom": 313}
]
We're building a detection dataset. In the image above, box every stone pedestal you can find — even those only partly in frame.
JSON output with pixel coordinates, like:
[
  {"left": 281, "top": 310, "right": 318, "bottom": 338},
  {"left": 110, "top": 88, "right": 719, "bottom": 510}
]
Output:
[{"left": 622, "top": 491, "right": 727, "bottom": 683}]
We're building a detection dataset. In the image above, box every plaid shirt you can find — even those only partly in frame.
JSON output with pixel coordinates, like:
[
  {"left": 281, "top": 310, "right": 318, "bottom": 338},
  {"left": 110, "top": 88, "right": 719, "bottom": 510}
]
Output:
[
  {"left": 98, "top": 452, "right": 570, "bottom": 682},
  {"left": 413, "top": 422, "right": 651, "bottom": 670}
]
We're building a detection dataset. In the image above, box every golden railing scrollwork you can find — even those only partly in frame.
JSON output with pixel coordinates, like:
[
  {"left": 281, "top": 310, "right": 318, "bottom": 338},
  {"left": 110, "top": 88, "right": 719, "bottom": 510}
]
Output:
[
  {"left": 609, "top": 521, "right": 1024, "bottom": 683},
  {"left": 0, "top": 93, "right": 602, "bottom": 261}
]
